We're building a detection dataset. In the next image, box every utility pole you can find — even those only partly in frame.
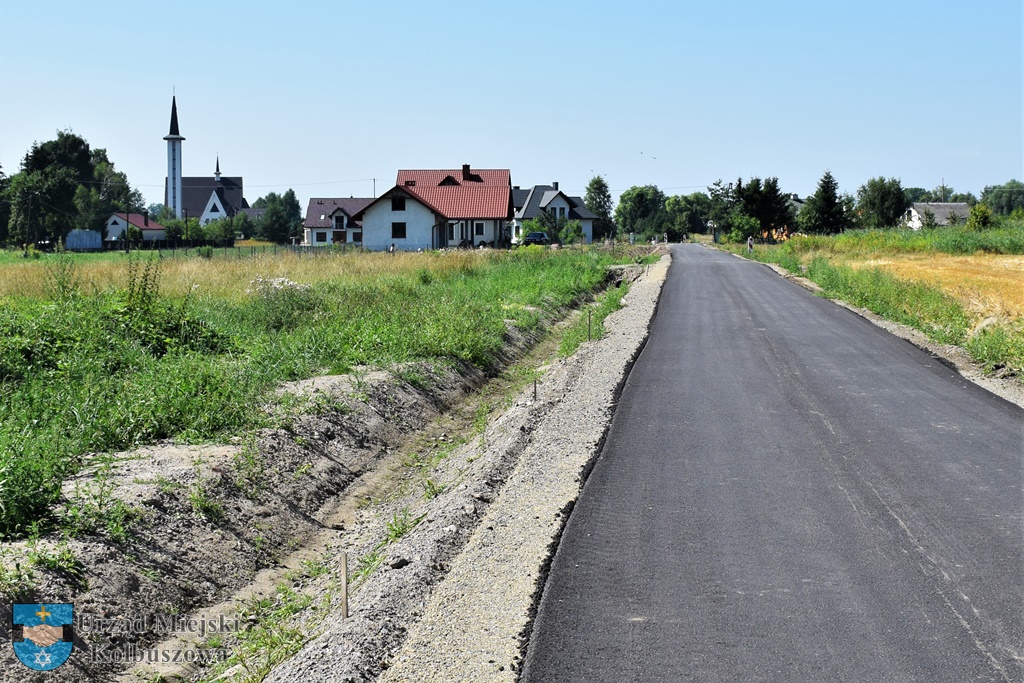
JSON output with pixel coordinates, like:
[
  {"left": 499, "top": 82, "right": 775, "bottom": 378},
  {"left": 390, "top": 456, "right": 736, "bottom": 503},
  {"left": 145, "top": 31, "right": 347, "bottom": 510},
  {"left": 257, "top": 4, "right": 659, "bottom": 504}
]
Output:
[{"left": 24, "top": 191, "right": 33, "bottom": 256}]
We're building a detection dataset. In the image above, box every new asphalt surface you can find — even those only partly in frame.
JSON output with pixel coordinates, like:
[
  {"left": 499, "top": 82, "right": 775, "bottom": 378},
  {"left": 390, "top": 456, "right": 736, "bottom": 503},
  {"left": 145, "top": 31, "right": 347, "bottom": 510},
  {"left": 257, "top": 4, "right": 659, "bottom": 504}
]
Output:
[{"left": 521, "top": 244, "right": 1024, "bottom": 682}]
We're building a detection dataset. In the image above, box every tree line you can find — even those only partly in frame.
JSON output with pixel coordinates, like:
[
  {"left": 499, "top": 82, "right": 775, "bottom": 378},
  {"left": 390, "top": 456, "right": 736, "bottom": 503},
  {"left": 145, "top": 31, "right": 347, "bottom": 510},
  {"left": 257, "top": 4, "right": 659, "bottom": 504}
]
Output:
[
  {"left": 583, "top": 173, "right": 1024, "bottom": 243},
  {"left": 0, "top": 131, "right": 306, "bottom": 248}
]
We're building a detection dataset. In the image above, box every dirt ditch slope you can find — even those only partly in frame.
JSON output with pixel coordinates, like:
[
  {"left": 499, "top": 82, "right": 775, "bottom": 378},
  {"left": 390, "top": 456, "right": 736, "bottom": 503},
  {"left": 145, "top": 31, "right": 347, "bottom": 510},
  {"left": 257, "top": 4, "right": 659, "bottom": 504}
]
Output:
[{"left": 0, "top": 258, "right": 657, "bottom": 683}]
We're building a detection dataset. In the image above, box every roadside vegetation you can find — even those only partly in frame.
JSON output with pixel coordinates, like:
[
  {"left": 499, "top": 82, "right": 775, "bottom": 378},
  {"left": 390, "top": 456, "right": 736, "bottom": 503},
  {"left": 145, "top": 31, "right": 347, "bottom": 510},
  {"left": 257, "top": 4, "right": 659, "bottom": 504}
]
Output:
[
  {"left": 724, "top": 221, "right": 1024, "bottom": 380},
  {"left": 0, "top": 245, "right": 638, "bottom": 539}
]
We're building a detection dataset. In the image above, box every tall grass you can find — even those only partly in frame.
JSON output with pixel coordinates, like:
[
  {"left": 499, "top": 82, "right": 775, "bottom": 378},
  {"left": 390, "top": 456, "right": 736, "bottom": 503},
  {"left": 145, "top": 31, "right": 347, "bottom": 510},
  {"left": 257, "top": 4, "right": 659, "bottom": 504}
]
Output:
[
  {"left": 782, "top": 220, "right": 1024, "bottom": 258},
  {"left": 0, "top": 247, "right": 628, "bottom": 538}
]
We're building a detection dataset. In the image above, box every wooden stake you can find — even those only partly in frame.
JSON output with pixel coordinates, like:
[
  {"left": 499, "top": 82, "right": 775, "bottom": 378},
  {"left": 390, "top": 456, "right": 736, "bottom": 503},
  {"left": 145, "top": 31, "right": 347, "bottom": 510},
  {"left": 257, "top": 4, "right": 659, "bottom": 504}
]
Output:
[{"left": 341, "top": 552, "right": 349, "bottom": 620}]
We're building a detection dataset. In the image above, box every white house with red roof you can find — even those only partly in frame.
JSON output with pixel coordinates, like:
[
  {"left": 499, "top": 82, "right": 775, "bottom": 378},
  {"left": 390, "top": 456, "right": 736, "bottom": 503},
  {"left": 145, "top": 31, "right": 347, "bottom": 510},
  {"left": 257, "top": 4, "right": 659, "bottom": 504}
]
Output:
[
  {"left": 352, "top": 165, "right": 513, "bottom": 251},
  {"left": 105, "top": 212, "right": 167, "bottom": 241}
]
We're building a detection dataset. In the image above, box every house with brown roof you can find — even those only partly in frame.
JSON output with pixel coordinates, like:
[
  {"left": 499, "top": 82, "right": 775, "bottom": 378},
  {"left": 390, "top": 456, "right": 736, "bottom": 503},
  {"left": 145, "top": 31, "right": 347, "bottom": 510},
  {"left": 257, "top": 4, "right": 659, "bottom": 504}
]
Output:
[
  {"left": 105, "top": 212, "right": 168, "bottom": 242},
  {"left": 302, "top": 197, "right": 375, "bottom": 246},
  {"left": 352, "top": 165, "right": 514, "bottom": 251}
]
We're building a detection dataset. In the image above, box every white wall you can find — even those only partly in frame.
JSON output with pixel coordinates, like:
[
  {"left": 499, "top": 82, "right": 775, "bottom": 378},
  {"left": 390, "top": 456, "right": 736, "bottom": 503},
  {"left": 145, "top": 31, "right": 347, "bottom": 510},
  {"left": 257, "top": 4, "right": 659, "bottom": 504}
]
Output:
[
  {"left": 544, "top": 196, "right": 572, "bottom": 218},
  {"left": 361, "top": 197, "right": 437, "bottom": 251}
]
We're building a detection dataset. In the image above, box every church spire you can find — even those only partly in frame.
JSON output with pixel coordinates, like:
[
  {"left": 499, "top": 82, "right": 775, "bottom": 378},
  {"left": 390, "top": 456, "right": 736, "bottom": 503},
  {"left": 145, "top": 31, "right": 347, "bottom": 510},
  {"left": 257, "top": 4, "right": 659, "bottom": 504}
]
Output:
[
  {"left": 215, "top": 156, "right": 221, "bottom": 182},
  {"left": 168, "top": 96, "right": 181, "bottom": 137},
  {"left": 163, "top": 96, "right": 185, "bottom": 142},
  {"left": 164, "top": 95, "right": 185, "bottom": 218}
]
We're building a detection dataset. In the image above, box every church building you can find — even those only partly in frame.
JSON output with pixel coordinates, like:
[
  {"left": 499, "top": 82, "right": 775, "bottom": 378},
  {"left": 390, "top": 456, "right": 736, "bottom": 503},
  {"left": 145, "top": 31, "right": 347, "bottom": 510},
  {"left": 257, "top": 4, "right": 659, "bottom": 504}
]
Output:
[{"left": 163, "top": 96, "right": 249, "bottom": 224}]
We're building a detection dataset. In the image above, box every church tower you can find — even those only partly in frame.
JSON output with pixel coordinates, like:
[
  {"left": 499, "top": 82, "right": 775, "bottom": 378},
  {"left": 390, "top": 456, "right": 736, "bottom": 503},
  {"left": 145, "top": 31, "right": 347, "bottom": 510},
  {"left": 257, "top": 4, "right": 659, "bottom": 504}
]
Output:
[{"left": 163, "top": 96, "right": 186, "bottom": 218}]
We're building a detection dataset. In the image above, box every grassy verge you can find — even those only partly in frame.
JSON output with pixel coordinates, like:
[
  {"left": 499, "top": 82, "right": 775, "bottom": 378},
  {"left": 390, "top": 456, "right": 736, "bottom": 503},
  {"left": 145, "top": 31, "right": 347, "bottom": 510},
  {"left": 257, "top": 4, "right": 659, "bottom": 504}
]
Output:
[
  {"left": 725, "top": 241, "right": 1024, "bottom": 377},
  {"left": 558, "top": 282, "right": 630, "bottom": 357},
  {"left": 0, "top": 245, "right": 639, "bottom": 538}
]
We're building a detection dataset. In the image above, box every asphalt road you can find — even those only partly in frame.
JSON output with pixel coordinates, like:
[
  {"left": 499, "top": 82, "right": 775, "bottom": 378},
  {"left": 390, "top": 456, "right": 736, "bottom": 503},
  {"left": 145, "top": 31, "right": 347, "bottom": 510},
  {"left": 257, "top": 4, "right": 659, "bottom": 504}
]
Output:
[{"left": 521, "top": 244, "right": 1024, "bottom": 682}]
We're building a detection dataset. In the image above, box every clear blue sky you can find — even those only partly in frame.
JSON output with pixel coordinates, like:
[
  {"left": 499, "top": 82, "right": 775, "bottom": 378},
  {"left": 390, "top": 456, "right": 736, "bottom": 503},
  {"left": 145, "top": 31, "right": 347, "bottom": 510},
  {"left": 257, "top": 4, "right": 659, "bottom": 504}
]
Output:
[{"left": 1, "top": 0, "right": 1020, "bottom": 209}]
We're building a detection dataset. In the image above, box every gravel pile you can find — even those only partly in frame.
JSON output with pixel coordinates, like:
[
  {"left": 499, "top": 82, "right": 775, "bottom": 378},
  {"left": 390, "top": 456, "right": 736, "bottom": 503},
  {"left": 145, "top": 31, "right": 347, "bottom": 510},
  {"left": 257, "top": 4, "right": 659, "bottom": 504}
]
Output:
[{"left": 264, "top": 254, "right": 671, "bottom": 683}]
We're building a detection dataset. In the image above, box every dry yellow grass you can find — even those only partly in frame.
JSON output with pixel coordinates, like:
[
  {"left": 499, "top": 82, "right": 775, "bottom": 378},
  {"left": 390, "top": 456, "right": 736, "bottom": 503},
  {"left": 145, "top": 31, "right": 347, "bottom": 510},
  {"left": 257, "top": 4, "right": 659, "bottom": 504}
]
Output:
[
  {"left": 0, "top": 249, "right": 490, "bottom": 301},
  {"left": 848, "top": 253, "right": 1024, "bottom": 319}
]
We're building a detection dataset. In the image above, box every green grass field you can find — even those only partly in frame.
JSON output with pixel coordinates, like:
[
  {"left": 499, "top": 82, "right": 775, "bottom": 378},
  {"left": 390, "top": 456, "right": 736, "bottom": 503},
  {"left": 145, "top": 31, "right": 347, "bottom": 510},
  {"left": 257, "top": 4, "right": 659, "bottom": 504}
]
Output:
[{"left": 0, "top": 245, "right": 635, "bottom": 538}]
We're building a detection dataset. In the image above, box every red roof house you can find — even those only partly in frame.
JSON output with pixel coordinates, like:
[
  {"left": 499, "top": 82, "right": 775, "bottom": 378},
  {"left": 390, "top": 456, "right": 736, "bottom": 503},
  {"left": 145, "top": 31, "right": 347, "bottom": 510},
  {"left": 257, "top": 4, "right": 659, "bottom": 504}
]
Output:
[
  {"left": 105, "top": 213, "right": 168, "bottom": 241},
  {"left": 352, "top": 165, "right": 513, "bottom": 251}
]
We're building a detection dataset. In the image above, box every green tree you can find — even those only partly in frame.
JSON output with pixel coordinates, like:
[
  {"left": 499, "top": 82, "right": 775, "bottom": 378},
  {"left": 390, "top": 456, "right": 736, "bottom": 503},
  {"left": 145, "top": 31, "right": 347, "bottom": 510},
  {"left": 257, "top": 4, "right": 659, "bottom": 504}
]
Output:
[
  {"left": 706, "top": 180, "right": 736, "bottom": 237},
  {"left": 0, "top": 164, "right": 10, "bottom": 246},
  {"left": 558, "top": 219, "right": 584, "bottom": 245},
  {"left": 6, "top": 167, "right": 79, "bottom": 245},
  {"left": 281, "top": 189, "right": 303, "bottom": 239},
  {"left": 980, "top": 180, "right": 1024, "bottom": 215},
  {"left": 232, "top": 211, "right": 253, "bottom": 239},
  {"left": 148, "top": 203, "right": 175, "bottom": 222},
  {"left": 665, "top": 192, "right": 711, "bottom": 238},
  {"left": 584, "top": 175, "right": 615, "bottom": 239},
  {"left": 742, "top": 177, "right": 794, "bottom": 238},
  {"left": 203, "top": 217, "right": 237, "bottom": 245},
  {"left": 614, "top": 185, "right": 667, "bottom": 238},
  {"left": 965, "top": 203, "right": 995, "bottom": 231},
  {"left": 948, "top": 192, "right": 977, "bottom": 206},
  {"left": 799, "top": 171, "right": 854, "bottom": 234},
  {"left": 256, "top": 201, "right": 291, "bottom": 243},
  {"left": 252, "top": 190, "right": 302, "bottom": 242},
  {"left": 904, "top": 187, "right": 929, "bottom": 204},
  {"left": 21, "top": 130, "right": 94, "bottom": 183},
  {"left": 856, "top": 177, "right": 908, "bottom": 229},
  {"left": 164, "top": 220, "right": 183, "bottom": 241}
]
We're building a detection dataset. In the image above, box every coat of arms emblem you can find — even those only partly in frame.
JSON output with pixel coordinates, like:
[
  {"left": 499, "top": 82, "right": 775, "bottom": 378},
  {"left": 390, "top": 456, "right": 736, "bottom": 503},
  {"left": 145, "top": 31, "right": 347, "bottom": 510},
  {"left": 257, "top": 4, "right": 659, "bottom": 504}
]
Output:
[{"left": 12, "top": 603, "right": 74, "bottom": 671}]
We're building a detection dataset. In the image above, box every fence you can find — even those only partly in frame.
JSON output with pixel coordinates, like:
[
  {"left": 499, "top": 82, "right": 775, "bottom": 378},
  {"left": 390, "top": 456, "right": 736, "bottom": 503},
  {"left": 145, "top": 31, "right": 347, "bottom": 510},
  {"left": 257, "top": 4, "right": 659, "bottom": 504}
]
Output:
[{"left": 102, "top": 242, "right": 371, "bottom": 260}]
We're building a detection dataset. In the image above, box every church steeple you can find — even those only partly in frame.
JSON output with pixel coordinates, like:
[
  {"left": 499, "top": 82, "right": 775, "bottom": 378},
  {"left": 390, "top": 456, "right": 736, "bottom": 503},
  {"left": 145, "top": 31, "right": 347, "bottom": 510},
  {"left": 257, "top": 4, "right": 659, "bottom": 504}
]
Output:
[
  {"left": 167, "top": 96, "right": 181, "bottom": 137},
  {"left": 215, "top": 156, "right": 221, "bottom": 182},
  {"left": 163, "top": 96, "right": 185, "bottom": 218}
]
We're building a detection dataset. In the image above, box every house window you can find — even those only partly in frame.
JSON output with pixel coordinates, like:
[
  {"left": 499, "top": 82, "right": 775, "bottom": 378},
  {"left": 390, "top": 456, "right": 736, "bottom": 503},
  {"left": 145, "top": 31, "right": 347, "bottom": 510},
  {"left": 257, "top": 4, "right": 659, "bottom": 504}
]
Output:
[
  {"left": 392, "top": 197, "right": 406, "bottom": 211},
  {"left": 353, "top": 232, "right": 362, "bottom": 243},
  {"left": 475, "top": 222, "right": 484, "bottom": 236},
  {"left": 211, "top": 204, "right": 220, "bottom": 213},
  {"left": 559, "top": 207, "right": 566, "bottom": 218},
  {"left": 334, "top": 216, "right": 345, "bottom": 230},
  {"left": 448, "top": 223, "right": 456, "bottom": 241},
  {"left": 333, "top": 231, "right": 346, "bottom": 243},
  {"left": 315, "top": 232, "right": 327, "bottom": 243},
  {"left": 392, "top": 222, "right": 407, "bottom": 239}
]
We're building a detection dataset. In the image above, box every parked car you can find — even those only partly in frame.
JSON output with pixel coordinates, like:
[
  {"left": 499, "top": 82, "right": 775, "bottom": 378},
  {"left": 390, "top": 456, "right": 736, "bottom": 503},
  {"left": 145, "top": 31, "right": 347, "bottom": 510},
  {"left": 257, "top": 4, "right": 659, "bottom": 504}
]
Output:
[{"left": 521, "top": 231, "right": 550, "bottom": 246}]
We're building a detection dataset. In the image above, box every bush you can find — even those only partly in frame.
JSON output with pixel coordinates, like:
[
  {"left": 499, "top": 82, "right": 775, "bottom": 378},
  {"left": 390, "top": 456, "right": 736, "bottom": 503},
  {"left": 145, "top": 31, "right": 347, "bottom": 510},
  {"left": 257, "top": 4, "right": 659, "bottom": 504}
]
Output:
[
  {"left": 246, "top": 275, "right": 323, "bottom": 331},
  {"left": 966, "top": 204, "right": 995, "bottom": 231}
]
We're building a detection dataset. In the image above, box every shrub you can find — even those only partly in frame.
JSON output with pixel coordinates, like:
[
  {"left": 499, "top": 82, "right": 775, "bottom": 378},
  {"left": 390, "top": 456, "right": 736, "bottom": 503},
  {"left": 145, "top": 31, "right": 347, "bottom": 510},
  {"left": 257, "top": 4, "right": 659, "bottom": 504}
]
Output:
[
  {"left": 247, "top": 275, "right": 322, "bottom": 331},
  {"left": 966, "top": 204, "right": 995, "bottom": 231}
]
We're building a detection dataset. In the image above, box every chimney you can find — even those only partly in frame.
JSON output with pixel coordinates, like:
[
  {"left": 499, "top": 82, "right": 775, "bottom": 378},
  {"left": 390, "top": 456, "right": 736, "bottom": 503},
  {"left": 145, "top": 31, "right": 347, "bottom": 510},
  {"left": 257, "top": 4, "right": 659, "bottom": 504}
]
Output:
[
  {"left": 552, "top": 181, "right": 559, "bottom": 191},
  {"left": 462, "top": 164, "right": 471, "bottom": 180},
  {"left": 143, "top": 211, "right": 149, "bottom": 227}
]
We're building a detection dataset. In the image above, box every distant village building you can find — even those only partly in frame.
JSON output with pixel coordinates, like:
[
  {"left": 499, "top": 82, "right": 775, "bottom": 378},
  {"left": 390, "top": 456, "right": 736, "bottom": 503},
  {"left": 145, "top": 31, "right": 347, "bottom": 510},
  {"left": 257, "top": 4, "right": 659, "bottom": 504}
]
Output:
[
  {"left": 163, "top": 97, "right": 249, "bottom": 224},
  {"left": 302, "top": 198, "right": 374, "bottom": 246},
  {"left": 105, "top": 212, "right": 167, "bottom": 242},
  {"left": 905, "top": 203, "right": 970, "bottom": 229},
  {"left": 350, "top": 165, "right": 514, "bottom": 251},
  {"left": 511, "top": 182, "right": 596, "bottom": 244}
]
